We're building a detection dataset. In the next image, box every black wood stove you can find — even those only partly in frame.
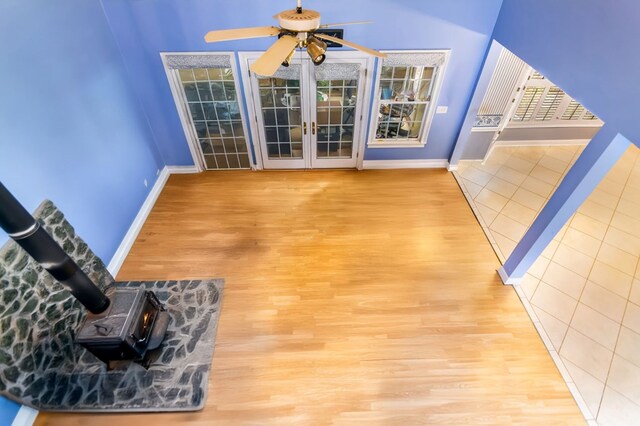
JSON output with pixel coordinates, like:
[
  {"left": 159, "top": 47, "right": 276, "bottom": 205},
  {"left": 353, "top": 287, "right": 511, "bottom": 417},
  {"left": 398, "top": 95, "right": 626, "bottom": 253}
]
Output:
[
  {"left": 0, "top": 181, "right": 170, "bottom": 367},
  {"left": 75, "top": 287, "right": 170, "bottom": 366}
]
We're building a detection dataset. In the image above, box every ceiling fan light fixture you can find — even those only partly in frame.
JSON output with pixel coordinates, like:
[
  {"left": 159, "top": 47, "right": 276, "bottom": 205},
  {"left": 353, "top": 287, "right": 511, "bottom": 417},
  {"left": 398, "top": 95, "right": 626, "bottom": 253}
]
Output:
[
  {"left": 306, "top": 36, "right": 327, "bottom": 66},
  {"left": 281, "top": 48, "right": 296, "bottom": 67}
]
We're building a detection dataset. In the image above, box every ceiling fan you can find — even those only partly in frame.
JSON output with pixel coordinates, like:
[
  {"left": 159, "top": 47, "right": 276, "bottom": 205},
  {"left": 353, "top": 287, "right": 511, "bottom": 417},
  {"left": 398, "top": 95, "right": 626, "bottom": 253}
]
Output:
[{"left": 204, "top": 0, "right": 387, "bottom": 76}]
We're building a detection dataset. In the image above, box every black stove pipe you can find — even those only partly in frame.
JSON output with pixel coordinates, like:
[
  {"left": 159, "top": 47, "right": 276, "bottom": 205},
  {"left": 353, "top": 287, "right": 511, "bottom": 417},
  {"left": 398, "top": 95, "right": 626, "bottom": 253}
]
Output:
[{"left": 0, "top": 181, "right": 110, "bottom": 314}]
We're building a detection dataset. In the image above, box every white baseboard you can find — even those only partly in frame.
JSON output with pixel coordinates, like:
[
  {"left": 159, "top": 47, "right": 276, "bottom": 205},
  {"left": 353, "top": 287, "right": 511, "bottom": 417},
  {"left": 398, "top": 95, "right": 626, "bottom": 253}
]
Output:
[
  {"left": 11, "top": 406, "right": 38, "bottom": 426},
  {"left": 106, "top": 165, "right": 198, "bottom": 276},
  {"left": 362, "top": 159, "right": 450, "bottom": 169},
  {"left": 497, "top": 266, "right": 522, "bottom": 285},
  {"left": 166, "top": 165, "right": 199, "bottom": 174},
  {"left": 494, "top": 139, "right": 590, "bottom": 147},
  {"left": 447, "top": 163, "right": 458, "bottom": 171}
]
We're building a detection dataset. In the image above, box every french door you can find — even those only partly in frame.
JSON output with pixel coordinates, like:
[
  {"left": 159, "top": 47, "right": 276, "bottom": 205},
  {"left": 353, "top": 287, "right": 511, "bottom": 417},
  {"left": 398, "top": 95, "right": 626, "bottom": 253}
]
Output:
[{"left": 242, "top": 52, "right": 372, "bottom": 169}]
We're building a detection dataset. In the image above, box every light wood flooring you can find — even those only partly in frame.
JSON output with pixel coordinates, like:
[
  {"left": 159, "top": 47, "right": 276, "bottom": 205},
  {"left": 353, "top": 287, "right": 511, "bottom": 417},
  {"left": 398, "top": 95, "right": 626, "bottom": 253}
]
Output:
[{"left": 36, "top": 170, "right": 584, "bottom": 425}]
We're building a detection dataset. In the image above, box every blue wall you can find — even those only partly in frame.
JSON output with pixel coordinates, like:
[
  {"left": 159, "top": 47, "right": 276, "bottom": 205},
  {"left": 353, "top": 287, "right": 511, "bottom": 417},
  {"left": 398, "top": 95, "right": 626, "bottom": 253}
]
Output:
[
  {"left": 0, "top": 0, "right": 163, "bottom": 417},
  {"left": 100, "top": 0, "right": 503, "bottom": 164},
  {"left": 0, "top": 397, "right": 19, "bottom": 426},
  {"left": 492, "top": 0, "right": 640, "bottom": 145},
  {"left": 0, "top": 0, "right": 163, "bottom": 260}
]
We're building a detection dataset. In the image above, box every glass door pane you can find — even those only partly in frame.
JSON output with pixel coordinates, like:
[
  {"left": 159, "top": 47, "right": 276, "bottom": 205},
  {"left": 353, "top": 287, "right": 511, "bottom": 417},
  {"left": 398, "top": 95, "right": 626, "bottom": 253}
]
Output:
[
  {"left": 251, "top": 62, "right": 308, "bottom": 169},
  {"left": 178, "top": 67, "right": 251, "bottom": 169},
  {"left": 259, "top": 77, "right": 303, "bottom": 160},
  {"left": 311, "top": 61, "right": 365, "bottom": 168}
]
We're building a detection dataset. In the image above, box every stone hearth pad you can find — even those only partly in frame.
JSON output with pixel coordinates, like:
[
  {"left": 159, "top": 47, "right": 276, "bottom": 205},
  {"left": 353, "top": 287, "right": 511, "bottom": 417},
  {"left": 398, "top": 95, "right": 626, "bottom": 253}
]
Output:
[{"left": 40, "top": 279, "right": 224, "bottom": 412}]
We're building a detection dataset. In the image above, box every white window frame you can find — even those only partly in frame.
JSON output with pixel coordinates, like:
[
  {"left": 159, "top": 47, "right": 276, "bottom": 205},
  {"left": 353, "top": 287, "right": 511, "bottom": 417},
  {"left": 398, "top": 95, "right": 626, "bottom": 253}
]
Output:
[
  {"left": 160, "top": 52, "right": 254, "bottom": 171},
  {"left": 368, "top": 50, "right": 450, "bottom": 148}
]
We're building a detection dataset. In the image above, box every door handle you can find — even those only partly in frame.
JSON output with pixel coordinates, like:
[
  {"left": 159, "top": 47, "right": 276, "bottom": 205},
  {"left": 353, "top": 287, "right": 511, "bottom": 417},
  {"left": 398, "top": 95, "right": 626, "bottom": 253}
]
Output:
[
  {"left": 312, "top": 122, "right": 316, "bottom": 135},
  {"left": 303, "top": 122, "right": 307, "bottom": 135}
]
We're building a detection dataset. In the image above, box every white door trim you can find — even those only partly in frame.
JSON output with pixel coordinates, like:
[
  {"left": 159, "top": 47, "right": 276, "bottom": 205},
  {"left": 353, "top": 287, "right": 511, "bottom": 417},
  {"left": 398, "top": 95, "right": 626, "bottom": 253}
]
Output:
[
  {"left": 160, "top": 52, "right": 255, "bottom": 170},
  {"left": 239, "top": 51, "right": 374, "bottom": 170}
]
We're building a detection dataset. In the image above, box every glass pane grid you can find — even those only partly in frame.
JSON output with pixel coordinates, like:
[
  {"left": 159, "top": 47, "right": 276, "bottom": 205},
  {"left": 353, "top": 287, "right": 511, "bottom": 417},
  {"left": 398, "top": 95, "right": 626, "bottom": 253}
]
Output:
[
  {"left": 316, "top": 77, "right": 358, "bottom": 159},
  {"left": 179, "top": 66, "right": 250, "bottom": 170},
  {"left": 375, "top": 64, "right": 435, "bottom": 142},
  {"left": 259, "top": 76, "right": 302, "bottom": 160}
]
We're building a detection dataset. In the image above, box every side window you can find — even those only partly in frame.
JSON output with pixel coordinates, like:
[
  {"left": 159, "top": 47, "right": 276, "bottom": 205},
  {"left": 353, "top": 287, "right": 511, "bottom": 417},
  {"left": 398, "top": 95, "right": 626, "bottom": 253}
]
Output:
[{"left": 369, "top": 51, "right": 448, "bottom": 147}]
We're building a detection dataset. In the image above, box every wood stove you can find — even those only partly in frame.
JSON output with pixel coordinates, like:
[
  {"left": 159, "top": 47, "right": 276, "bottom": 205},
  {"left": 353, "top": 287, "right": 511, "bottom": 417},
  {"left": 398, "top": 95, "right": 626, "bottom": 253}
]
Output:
[
  {"left": 76, "top": 287, "right": 170, "bottom": 365},
  {"left": 0, "top": 181, "right": 171, "bottom": 367}
]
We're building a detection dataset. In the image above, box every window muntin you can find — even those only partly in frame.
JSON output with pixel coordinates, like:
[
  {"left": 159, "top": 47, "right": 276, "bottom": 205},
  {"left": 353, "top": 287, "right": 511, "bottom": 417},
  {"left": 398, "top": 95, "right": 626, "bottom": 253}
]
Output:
[
  {"left": 179, "top": 67, "right": 251, "bottom": 169},
  {"left": 370, "top": 52, "right": 447, "bottom": 146}
]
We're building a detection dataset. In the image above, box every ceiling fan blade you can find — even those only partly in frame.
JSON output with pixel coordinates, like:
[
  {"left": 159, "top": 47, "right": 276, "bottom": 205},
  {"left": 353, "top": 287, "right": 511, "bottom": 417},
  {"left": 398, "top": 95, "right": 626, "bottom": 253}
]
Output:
[
  {"left": 319, "top": 21, "right": 374, "bottom": 28},
  {"left": 204, "top": 26, "right": 281, "bottom": 43},
  {"left": 314, "top": 33, "right": 387, "bottom": 58},
  {"left": 250, "top": 35, "right": 300, "bottom": 76}
]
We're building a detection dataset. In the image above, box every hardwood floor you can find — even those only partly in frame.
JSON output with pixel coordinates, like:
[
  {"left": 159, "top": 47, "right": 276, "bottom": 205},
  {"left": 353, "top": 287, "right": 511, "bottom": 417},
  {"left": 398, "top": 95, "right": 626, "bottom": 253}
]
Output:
[{"left": 36, "top": 169, "right": 584, "bottom": 425}]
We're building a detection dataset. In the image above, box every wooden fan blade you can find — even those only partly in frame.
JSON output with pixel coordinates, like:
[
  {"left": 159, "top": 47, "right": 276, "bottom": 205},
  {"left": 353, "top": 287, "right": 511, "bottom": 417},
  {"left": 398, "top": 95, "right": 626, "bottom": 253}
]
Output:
[
  {"left": 250, "top": 35, "right": 300, "bottom": 76},
  {"left": 204, "top": 26, "right": 281, "bottom": 43},
  {"left": 319, "top": 21, "right": 373, "bottom": 28},
  {"left": 314, "top": 33, "right": 387, "bottom": 58}
]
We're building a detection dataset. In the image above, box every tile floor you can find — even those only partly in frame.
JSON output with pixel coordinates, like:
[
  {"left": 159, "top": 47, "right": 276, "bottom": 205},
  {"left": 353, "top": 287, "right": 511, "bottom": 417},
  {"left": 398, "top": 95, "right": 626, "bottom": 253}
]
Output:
[{"left": 455, "top": 143, "right": 640, "bottom": 425}]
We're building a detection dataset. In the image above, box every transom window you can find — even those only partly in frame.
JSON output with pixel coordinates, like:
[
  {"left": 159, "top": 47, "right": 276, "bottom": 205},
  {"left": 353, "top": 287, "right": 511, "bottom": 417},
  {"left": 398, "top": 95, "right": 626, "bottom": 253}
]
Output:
[{"left": 369, "top": 51, "right": 448, "bottom": 147}]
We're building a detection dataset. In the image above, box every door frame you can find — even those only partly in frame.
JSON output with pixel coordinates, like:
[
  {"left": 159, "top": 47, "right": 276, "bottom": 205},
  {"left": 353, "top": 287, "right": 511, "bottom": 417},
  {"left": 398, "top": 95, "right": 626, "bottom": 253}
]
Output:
[
  {"left": 161, "top": 51, "right": 255, "bottom": 171},
  {"left": 238, "top": 50, "right": 375, "bottom": 170}
]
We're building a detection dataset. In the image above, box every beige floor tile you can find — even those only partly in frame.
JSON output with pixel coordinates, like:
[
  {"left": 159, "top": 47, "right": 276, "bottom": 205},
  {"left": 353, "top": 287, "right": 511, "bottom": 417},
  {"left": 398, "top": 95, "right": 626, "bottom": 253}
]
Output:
[
  {"left": 490, "top": 214, "right": 527, "bottom": 241},
  {"left": 532, "top": 281, "right": 578, "bottom": 324},
  {"left": 520, "top": 175, "right": 555, "bottom": 198},
  {"left": 560, "top": 328, "right": 613, "bottom": 382},
  {"left": 542, "top": 261, "right": 587, "bottom": 299},
  {"left": 475, "top": 203, "right": 498, "bottom": 227},
  {"left": 547, "top": 146, "right": 580, "bottom": 163},
  {"left": 552, "top": 243, "right": 595, "bottom": 278},
  {"left": 512, "top": 187, "right": 547, "bottom": 211},
  {"left": 580, "top": 281, "right": 628, "bottom": 323},
  {"left": 492, "top": 232, "right": 517, "bottom": 259},
  {"left": 577, "top": 199, "right": 615, "bottom": 225},
  {"left": 528, "top": 255, "right": 550, "bottom": 279},
  {"left": 530, "top": 164, "right": 563, "bottom": 186},
  {"left": 598, "top": 386, "right": 640, "bottom": 426},
  {"left": 571, "top": 213, "right": 609, "bottom": 240},
  {"left": 459, "top": 165, "right": 493, "bottom": 186},
  {"left": 621, "top": 183, "right": 640, "bottom": 202},
  {"left": 608, "top": 355, "right": 640, "bottom": 406},
  {"left": 539, "top": 154, "right": 571, "bottom": 173},
  {"left": 589, "top": 261, "right": 633, "bottom": 298},
  {"left": 478, "top": 159, "right": 503, "bottom": 175},
  {"left": 504, "top": 156, "right": 536, "bottom": 174},
  {"left": 629, "top": 279, "right": 640, "bottom": 306},
  {"left": 616, "top": 327, "right": 640, "bottom": 368},
  {"left": 562, "top": 227, "right": 602, "bottom": 258},
  {"left": 616, "top": 197, "right": 640, "bottom": 219},
  {"left": 520, "top": 273, "right": 540, "bottom": 300},
  {"left": 597, "top": 243, "right": 638, "bottom": 276},
  {"left": 474, "top": 187, "right": 509, "bottom": 212},
  {"left": 485, "top": 176, "right": 519, "bottom": 198},
  {"left": 541, "top": 239, "right": 559, "bottom": 260},
  {"left": 461, "top": 178, "right": 483, "bottom": 198},
  {"left": 611, "top": 211, "right": 640, "bottom": 239},
  {"left": 598, "top": 177, "right": 626, "bottom": 197},
  {"left": 622, "top": 302, "right": 640, "bottom": 334},
  {"left": 604, "top": 227, "right": 640, "bottom": 257},
  {"left": 500, "top": 200, "right": 537, "bottom": 226},
  {"left": 570, "top": 303, "right": 620, "bottom": 350},
  {"left": 485, "top": 148, "right": 511, "bottom": 165},
  {"left": 513, "top": 147, "right": 547, "bottom": 162},
  {"left": 590, "top": 188, "right": 621, "bottom": 208},
  {"left": 495, "top": 165, "right": 528, "bottom": 185},
  {"left": 562, "top": 358, "right": 605, "bottom": 419},
  {"left": 533, "top": 306, "right": 568, "bottom": 350}
]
